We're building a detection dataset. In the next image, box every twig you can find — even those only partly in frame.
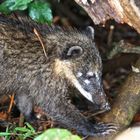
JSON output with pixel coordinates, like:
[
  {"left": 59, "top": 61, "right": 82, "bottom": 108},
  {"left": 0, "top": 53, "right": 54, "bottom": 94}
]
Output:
[
  {"left": 33, "top": 28, "right": 47, "bottom": 58},
  {"left": 19, "top": 113, "right": 24, "bottom": 127},
  {"left": 107, "top": 40, "right": 140, "bottom": 59},
  {"left": 107, "top": 25, "right": 114, "bottom": 47},
  {"left": 8, "top": 94, "right": 15, "bottom": 114}
]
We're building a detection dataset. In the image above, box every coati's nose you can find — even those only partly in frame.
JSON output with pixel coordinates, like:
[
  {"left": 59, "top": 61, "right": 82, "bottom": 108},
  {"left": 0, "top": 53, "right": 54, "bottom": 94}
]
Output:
[
  {"left": 100, "top": 102, "right": 111, "bottom": 111},
  {"left": 93, "top": 102, "right": 110, "bottom": 113}
]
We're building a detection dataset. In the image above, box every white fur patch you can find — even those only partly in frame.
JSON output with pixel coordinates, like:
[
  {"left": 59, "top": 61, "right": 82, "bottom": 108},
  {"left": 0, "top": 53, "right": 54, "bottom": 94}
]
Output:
[
  {"left": 81, "top": 0, "right": 89, "bottom": 5},
  {"left": 84, "top": 79, "right": 90, "bottom": 84},
  {"left": 76, "top": 72, "right": 83, "bottom": 77},
  {"left": 72, "top": 78, "right": 93, "bottom": 102},
  {"left": 95, "top": 72, "right": 100, "bottom": 81},
  {"left": 54, "top": 59, "right": 93, "bottom": 103},
  {"left": 87, "top": 71, "right": 94, "bottom": 76}
]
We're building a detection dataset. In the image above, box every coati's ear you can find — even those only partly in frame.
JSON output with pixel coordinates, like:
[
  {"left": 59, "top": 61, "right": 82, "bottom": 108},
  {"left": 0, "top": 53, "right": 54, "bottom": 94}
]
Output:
[
  {"left": 86, "top": 26, "right": 94, "bottom": 40},
  {"left": 62, "top": 46, "right": 83, "bottom": 59}
]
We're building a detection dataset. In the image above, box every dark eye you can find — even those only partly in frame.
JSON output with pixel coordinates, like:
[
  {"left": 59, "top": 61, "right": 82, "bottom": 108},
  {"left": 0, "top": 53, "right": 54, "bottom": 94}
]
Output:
[{"left": 66, "top": 46, "right": 83, "bottom": 59}]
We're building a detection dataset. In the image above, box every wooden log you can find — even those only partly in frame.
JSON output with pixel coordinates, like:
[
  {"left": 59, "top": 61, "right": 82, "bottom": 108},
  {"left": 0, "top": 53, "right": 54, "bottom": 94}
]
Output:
[
  {"left": 74, "top": 0, "right": 140, "bottom": 33},
  {"left": 88, "top": 53, "right": 140, "bottom": 140}
]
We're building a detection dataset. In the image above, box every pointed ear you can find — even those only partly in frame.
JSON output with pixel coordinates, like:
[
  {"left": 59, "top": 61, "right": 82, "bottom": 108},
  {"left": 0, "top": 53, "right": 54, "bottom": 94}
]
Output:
[{"left": 86, "top": 26, "right": 95, "bottom": 40}]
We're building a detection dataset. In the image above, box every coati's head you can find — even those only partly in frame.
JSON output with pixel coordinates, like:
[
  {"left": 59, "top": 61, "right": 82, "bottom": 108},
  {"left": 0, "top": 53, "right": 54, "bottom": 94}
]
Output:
[{"left": 49, "top": 26, "right": 110, "bottom": 112}]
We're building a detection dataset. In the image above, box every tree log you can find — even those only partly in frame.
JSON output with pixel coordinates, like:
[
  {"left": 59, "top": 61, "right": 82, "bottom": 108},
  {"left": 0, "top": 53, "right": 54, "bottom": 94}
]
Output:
[
  {"left": 88, "top": 56, "right": 140, "bottom": 140},
  {"left": 74, "top": 0, "right": 140, "bottom": 33},
  {"left": 89, "top": 58, "right": 140, "bottom": 140}
]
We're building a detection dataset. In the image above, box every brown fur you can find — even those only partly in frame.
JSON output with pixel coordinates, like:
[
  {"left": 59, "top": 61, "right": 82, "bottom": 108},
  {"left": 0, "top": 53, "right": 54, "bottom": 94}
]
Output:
[{"left": 0, "top": 15, "right": 115, "bottom": 136}]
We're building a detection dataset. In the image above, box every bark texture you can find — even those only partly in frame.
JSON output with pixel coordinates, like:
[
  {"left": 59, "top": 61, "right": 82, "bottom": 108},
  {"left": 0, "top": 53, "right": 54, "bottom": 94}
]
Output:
[
  {"left": 88, "top": 54, "right": 140, "bottom": 140},
  {"left": 103, "top": 58, "right": 140, "bottom": 139},
  {"left": 74, "top": 0, "right": 140, "bottom": 33}
]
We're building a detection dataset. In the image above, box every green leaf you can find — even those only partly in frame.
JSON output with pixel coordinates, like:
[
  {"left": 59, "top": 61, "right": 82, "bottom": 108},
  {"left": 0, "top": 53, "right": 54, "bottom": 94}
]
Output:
[
  {"left": 70, "top": 135, "right": 82, "bottom": 140},
  {"left": 0, "top": 132, "right": 12, "bottom": 136},
  {"left": 0, "top": 0, "right": 33, "bottom": 14},
  {"left": 9, "top": 0, "right": 33, "bottom": 11},
  {"left": 14, "top": 127, "right": 30, "bottom": 133},
  {"left": 23, "top": 131, "right": 34, "bottom": 139},
  {"left": 0, "top": 0, "right": 14, "bottom": 14},
  {"left": 28, "top": 1, "right": 53, "bottom": 24},
  {"left": 5, "top": 126, "right": 11, "bottom": 140},
  {"left": 35, "top": 128, "right": 81, "bottom": 140},
  {"left": 25, "top": 122, "right": 35, "bottom": 132}
]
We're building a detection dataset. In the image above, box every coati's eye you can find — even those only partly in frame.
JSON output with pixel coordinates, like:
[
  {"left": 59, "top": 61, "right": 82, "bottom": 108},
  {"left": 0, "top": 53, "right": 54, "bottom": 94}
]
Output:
[{"left": 66, "top": 46, "right": 83, "bottom": 59}]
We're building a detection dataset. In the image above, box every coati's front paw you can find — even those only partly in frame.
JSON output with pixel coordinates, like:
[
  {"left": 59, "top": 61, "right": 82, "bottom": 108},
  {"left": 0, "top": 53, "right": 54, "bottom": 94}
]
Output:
[
  {"left": 77, "top": 122, "right": 118, "bottom": 136},
  {"left": 93, "top": 122, "right": 119, "bottom": 136}
]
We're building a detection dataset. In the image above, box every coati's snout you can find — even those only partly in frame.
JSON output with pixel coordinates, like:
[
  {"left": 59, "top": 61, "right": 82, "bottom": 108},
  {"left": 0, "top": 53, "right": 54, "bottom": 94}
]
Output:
[{"left": 76, "top": 71, "right": 110, "bottom": 112}]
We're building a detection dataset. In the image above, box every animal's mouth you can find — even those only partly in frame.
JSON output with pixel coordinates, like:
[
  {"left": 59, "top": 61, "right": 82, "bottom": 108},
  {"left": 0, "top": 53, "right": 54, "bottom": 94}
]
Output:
[{"left": 70, "top": 77, "right": 93, "bottom": 102}]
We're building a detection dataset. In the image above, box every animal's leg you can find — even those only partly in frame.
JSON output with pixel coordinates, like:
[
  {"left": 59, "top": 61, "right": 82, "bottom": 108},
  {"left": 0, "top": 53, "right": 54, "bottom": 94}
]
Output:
[
  {"left": 15, "top": 91, "right": 36, "bottom": 122},
  {"left": 44, "top": 95, "right": 117, "bottom": 136}
]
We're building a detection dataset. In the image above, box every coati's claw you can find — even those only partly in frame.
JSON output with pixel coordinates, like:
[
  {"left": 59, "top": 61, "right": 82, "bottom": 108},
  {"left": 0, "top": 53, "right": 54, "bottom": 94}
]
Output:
[{"left": 94, "top": 122, "right": 119, "bottom": 136}]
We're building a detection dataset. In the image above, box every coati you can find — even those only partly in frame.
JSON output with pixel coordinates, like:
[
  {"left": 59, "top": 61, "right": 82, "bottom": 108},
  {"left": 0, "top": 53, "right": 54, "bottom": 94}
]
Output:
[{"left": 0, "top": 15, "right": 116, "bottom": 136}]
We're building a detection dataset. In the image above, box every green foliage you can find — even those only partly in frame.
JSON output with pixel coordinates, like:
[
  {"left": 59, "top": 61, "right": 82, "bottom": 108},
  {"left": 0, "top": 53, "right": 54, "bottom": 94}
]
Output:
[
  {"left": 0, "top": 0, "right": 53, "bottom": 24},
  {"left": 29, "top": 1, "right": 52, "bottom": 24},
  {"left": 0, "top": 0, "right": 33, "bottom": 14},
  {"left": 8, "top": 0, "right": 33, "bottom": 11},
  {"left": 0, "top": 0, "right": 14, "bottom": 14},
  {"left": 35, "top": 128, "right": 82, "bottom": 140},
  {"left": 0, "top": 124, "right": 81, "bottom": 140},
  {"left": 0, "top": 122, "right": 38, "bottom": 140}
]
